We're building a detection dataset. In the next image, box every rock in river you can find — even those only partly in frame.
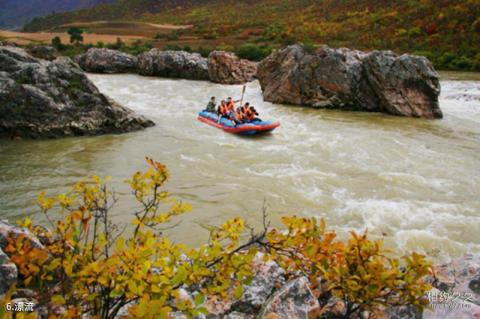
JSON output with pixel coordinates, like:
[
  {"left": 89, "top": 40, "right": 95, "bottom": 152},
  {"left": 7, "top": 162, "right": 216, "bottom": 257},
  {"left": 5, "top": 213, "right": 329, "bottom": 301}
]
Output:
[
  {"left": 137, "top": 49, "right": 209, "bottom": 80},
  {"left": 257, "top": 44, "right": 442, "bottom": 119},
  {"left": 76, "top": 48, "right": 138, "bottom": 73},
  {"left": 0, "top": 45, "right": 154, "bottom": 139},
  {"left": 208, "top": 51, "right": 257, "bottom": 84}
]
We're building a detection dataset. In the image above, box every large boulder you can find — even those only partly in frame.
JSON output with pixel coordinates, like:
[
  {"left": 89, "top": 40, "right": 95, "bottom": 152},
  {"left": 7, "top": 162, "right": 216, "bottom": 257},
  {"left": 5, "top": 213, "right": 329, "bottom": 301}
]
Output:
[
  {"left": 76, "top": 48, "right": 138, "bottom": 73},
  {"left": 257, "top": 45, "right": 442, "bottom": 119},
  {"left": 0, "top": 45, "right": 154, "bottom": 139},
  {"left": 208, "top": 51, "right": 257, "bottom": 84},
  {"left": 137, "top": 49, "right": 209, "bottom": 80}
]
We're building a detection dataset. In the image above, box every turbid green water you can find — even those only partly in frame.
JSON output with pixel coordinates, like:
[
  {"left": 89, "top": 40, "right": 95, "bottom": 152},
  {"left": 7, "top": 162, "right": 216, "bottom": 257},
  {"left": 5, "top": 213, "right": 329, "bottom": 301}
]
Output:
[{"left": 1, "top": 73, "right": 479, "bottom": 262}]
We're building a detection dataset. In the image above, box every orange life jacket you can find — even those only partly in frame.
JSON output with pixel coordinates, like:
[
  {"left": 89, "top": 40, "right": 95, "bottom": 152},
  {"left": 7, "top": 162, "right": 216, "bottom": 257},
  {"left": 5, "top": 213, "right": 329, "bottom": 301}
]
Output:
[
  {"left": 227, "top": 101, "right": 235, "bottom": 112},
  {"left": 246, "top": 109, "right": 256, "bottom": 121},
  {"left": 235, "top": 110, "right": 244, "bottom": 121},
  {"left": 219, "top": 103, "right": 228, "bottom": 115}
]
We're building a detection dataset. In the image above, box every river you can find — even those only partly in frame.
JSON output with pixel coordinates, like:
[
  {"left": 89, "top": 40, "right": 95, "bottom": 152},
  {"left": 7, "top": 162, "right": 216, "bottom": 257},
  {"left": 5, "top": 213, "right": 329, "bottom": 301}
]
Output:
[{"left": 0, "top": 73, "right": 479, "bottom": 262}]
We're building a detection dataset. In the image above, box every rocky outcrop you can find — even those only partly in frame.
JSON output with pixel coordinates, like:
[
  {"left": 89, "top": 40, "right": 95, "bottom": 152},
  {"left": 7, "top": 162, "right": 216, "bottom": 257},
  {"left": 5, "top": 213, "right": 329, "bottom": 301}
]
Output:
[
  {"left": 257, "top": 44, "right": 442, "bottom": 119},
  {"left": 137, "top": 49, "right": 209, "bottom": 80},
  {"left": 202, "top": 252, "right": 287, "bottom": 317},
  {"left": 0, "top": 247, "right": 17, "bottom": 294},
  {"left": 259, "top": 277, "right": 320, "bottom": 319},
  {"left": 422, "top": 253, "right": 480, "bottom": 319},
  {"left": 0, "top": 45, "right": 154, "bottom": 139},
  {"left": 208, "top": 51, "right": 257, "bottom": 84},
  {"left": 27, "top": 45, "right": 58, "bottom": 61},
  {"left": 0, "top": 220, "right": 47, "bottom": 295},
  {"left": 431, "top": 253, "right": 480, "bottom": 305},
  {"left": 76, "top": 48, "right": 138, "bottom": 73},
  {"left": 0, "top": 220, "right": 45, "bottom": 250}
]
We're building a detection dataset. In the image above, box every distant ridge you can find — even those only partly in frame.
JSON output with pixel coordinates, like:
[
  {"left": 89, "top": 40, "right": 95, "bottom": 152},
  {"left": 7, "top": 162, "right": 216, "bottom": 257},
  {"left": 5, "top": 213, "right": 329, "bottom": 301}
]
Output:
[
  {"left": 17, "top": 0, "right": 480, "bottom": 71},
  {"left": 0, "top": 0, "right": 115, "bottom": 29}
]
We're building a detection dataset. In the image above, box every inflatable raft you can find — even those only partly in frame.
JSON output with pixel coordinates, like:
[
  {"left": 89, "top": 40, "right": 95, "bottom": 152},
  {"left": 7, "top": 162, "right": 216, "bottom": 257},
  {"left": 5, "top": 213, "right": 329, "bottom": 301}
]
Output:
[{"left": 198, "top": 111, "right": 280, "bottom": 135}]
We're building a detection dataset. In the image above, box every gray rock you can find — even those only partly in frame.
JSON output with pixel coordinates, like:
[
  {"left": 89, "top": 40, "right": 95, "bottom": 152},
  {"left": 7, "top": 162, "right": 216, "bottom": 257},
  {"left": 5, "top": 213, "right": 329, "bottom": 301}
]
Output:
[
  {"left": 363, "top": 51, "right": 442, "bottom": 118},
  {"left": 259, "top": 276, "right": 320, "bottom": 319},
  {"left": 77, "top": 48, "right": 138, "bottom": 73},
  {"left": 257, "top": 44, "right": 442, "bottom": 119},
  {"left": 27, "top": 45, "right": 58, "bottom": 61},
  {"left": 223, "top": 312, "right": 253, "bottom": 319},
  {"left": 138, "top": 49, "right": 209, "bottom": 80},
  {"left": 230, "top": 252, "right": 286, "bottom": 314},
  {"left": 0, "top": 247, "right": 17, "bottom": 295},
  {"left": 0, "top": 45, "right": 154, "bottom": 139},
  {"left": 318, "top": 296, "right": 346, "bottom": 318},
  {"left": 208, "top": 51, "right": 257, "bottom": 84},
  {"left": 432, "top": 253, "right": 480, "bottom": 306},
  {"left": 384, "top": 305, "right": 422, "bottom": 319},
  {"left": 469, "top": 274, "right": 480, "bottom": 295},
  {"left": 423, "top": 288, "right": 480, "bottom": 319},
  {"left": 0, "top": 220, "right": 44, "bottom": 251}
]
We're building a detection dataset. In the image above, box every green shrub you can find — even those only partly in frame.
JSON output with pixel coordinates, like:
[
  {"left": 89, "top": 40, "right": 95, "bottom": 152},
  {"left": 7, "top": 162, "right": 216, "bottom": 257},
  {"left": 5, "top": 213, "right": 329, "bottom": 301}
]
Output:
[
  {"left": 235, "top": 43, "right": 271, "bottom": 61},
  {"left": 163, "top": 44, "right": 182, "bottom": 51},
  {"left": 438, "top": 52, "right": 457, "bottom": 69},
  {"left": 167, "top": 30, "right": 180, "bottom": 41},
  {"left": 197, "top": 45, "right": 214, "bottom": 57},
  {"left": 408, "top": 27, "right": 423, "bottom": 37},
  {"left": 216, "top": 43, "right": 234, "bottom": 52},
  {"left": 473, "top": 53, "right": 480, "bottom": 71},
  {"left": 51, "top": 36, "right": 64, "bottom": 51},
  {"left": 436, "top": 52, "right": 475, "bottom": 70},
  {"left": 413, "top": 51, "right": 436, "bottom": 63},
  {"left": 451, "top": 56, "right": 473, "bottom": 70}
]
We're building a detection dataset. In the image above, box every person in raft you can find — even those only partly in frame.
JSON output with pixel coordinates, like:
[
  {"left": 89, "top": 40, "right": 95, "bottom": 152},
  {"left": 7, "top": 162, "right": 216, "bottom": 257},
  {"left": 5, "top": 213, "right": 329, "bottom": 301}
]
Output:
[
  {"left": 206, "top": 97, "right": 259, "bottom": 125},
  {"left": 205, "top": 96, "right": 217, "bottom": 112},
  {"left": 237, "top": 103, "right": 259, "bottom": 122}
]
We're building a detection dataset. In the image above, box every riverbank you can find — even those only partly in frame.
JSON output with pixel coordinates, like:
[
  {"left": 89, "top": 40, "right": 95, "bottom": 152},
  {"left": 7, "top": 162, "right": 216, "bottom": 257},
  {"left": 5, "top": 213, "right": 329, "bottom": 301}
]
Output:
[
  {"left": 1, "top": 206, "right": 479, "bottom": 318},
  {"left": 439, "top": 71, "right": 480, "bottom": 81}
]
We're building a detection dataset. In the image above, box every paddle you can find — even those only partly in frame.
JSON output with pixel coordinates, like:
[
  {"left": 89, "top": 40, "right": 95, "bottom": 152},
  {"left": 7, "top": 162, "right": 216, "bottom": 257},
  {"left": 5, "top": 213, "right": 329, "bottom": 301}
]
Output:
[
  {"left": 234, "top": 85, "right": 247, "bottom": 126},
  {"left": 218, "top": 85, "right": 247, "bottom": 125},
  {"left": 239, "top": 85, "right": 246, "bottom": 109}
]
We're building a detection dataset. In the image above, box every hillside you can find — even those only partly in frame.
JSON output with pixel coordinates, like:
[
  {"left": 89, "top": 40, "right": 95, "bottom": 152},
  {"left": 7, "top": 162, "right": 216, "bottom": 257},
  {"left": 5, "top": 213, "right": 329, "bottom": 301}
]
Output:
[
  {"left": 23, "top": 0, "right": 480, "bottom": 71},
  {"left": 0, "top": 0, "right": 115, "bottom": 29}
]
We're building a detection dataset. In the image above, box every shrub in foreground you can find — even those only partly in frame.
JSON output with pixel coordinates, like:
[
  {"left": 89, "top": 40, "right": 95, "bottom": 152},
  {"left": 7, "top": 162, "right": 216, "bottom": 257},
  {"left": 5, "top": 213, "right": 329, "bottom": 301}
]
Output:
[{"left": 1, "top": 159, "right": 431, "bottom": 318}]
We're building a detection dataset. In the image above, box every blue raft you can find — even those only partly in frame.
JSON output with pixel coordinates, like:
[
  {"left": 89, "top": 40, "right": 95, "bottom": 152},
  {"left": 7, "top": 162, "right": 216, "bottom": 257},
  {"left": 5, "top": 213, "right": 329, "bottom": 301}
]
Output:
[{"left": 197, "top": 111, "right": 280, "bottom": 136}]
